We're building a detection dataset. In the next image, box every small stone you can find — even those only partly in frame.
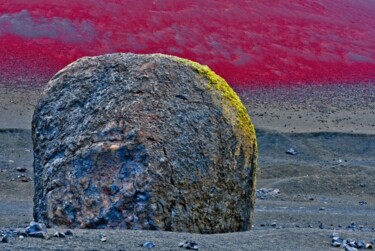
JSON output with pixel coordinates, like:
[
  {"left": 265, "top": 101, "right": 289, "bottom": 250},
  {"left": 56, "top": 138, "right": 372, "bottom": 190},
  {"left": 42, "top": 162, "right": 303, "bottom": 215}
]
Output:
[
  {"left": 355, "top": 240, "right": 365, "bottom": 249},
  {"left": 20, "top": 176, "right": 31, "bottom": 182},
  {"left": 29, "top": 232, "right": 47, "bottom": 238},
  {"left": 141, "top": 241, "right": 156, "bottom": 249},
  {"left": 25, "top": 222, "right": 48, "bottom": 238},
  {"left": 319, "top": 207, "right": 325, "bottom": 211},
  {"left": 365, "top": 243, "right": 373, "bottom": 249},
  {"left": 358, "top": 201, "right": 367, "bottom": 206},
  {"left": 332, "top": 241, "right": 342, "bottom": 247},
  {"left": 7, "top": 229, "right": 18, "bottom": 237},
  {"left": 332, "top": 236, "right": 341, "bottom": 241},
  {"left": 64, "top": 230, "right": 74, "bottom": 236},
  {"left": 17, "top": 231, "right": 27, "bottom": 237},
  {"left": 16, "top": 167, "right": 27, "bottom": 172},
  {"left": 348, "top": 240, "right": 357, "bottom": 247},
  {"left": 178, "top": 240, "right": 199, "bottom": 250},
  {"left": 17, "top": 230, "right": 27, "bottom": 237},
  {"left": 271, "top": 223, "right": 277, "bottom": 227},
  {"left": 345, "top": 245, "right": 358, "bottom": 251},
  {"left": 347, "top": 222, "right": 356, "bottom": 229},
  {"left": 53, "top": 231, "right": 66, "bottom": 238},
  {"left": 256, "top": 188, "right": 280, "bottom": 198},
  {"left": 0, "top": 234, "right": 9, "bottom": 243},
  {"left": 286, "top": 148, "right": 297, "bottom": 155},
  {"left": 19, "top": 235, "right": 24, "bottom": 239},
  {"left": 99, "top": 233, "right": 107, "bottom": 242}
]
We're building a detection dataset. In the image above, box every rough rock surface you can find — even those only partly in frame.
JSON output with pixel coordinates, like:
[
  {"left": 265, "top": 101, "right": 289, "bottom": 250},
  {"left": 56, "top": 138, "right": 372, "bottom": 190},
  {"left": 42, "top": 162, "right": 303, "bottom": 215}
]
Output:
[{"left": 32, "top": 53, "right": 257, "bottom": 233}]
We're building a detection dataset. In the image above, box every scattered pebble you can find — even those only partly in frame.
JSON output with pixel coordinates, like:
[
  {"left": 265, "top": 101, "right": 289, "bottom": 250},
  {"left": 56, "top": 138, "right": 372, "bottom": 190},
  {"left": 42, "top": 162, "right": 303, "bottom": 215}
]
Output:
[
  {"left": 19, "top": 176, "right": 31, "bottom": 182},
  {"left": 346, "top": 222, "right": 357, "bottom": 231},
  {"left": 355, "top": 241, "right": 365, "bottom": 249},
  {"left": 332, "top": 241, "right": 342, "bottom": 247},
  {"left": 330, "top": 233, "right": 374, "bottom": 250},
  {"left": 16, "top": 166, "right": 27, "bottom": 172},
  {"left": 64, "top": 230, "right": 74, "bottom": 236},
  {"left": 286, "top": 148, "right": 297, "bottom": 155},
  {"left": 99, "top": 233, "right": 107, "bottom": 242},
  {"left": 359, "top": 201, "right": 367, "bottom": 206},
  {"left": 53, "top": 231, "right": 66, "bottom": 238},
  {"left": 179, "top": 240, "right": 199, "bottom": 250},
  {"left": 25, "top": 222, "right": 48, "bottom": 238},
  {"left": 345, "top": 246, "right": 358, "bottom": 251},
  {"left": 0, "top": 234, "right": 9, "bottom": 243},
  {"left": 256, "top": 188, "right": 280, "bottom": 199},
  {"left": 141, "top": 241, "right": 156, "bottom": 249},
  {"left": 17, "top": 231, "right": 27, "bottom": 237}
]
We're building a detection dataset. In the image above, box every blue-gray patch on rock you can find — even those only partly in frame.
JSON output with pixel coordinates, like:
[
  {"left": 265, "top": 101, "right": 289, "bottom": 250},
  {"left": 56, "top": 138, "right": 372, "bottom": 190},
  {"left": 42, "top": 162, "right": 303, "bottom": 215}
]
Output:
[{"left": 73, "top": 156, "right": 93, "bottom": 179}]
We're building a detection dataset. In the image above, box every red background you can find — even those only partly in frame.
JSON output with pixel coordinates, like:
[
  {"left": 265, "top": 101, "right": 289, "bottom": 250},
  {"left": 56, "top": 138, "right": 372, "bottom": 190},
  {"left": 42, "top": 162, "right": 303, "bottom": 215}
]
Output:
[{"left": 1, "top": 0, "right": 374, "bottom": 87}]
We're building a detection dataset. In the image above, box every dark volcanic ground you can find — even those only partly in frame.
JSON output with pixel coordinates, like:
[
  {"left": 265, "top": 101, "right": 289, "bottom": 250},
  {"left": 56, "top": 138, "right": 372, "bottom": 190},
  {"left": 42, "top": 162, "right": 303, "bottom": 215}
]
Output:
[
  {"left": 1, "top": 84, "right": 375, "bottom": 250},
  {"left": 1, "top": 128, "right": 375, "bottom": 250}
]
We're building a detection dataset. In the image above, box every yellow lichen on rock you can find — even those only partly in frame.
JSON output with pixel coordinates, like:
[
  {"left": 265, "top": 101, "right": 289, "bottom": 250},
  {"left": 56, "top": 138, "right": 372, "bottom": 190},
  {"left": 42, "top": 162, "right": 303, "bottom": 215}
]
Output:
[{"left": 169, "top": 56, "right": 257, "bottom": 169}]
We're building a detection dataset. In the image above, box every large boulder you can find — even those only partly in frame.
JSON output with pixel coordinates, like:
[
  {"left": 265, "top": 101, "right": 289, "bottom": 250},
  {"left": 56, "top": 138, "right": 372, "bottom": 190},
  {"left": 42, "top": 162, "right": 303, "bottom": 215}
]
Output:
[{"left": 32, "top": 53, "right": 257, "bottom": 233}]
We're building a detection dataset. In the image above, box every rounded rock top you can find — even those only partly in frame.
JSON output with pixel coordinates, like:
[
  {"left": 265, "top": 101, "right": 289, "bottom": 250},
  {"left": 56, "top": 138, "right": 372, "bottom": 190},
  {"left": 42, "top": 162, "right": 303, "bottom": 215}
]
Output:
[{"left": 32, "top": 53, "right": 257, "bottom": 233}]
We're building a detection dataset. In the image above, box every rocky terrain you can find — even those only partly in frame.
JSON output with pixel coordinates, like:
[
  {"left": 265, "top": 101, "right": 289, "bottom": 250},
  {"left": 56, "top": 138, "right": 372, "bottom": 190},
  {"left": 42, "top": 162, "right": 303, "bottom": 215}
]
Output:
[{"left": 1, "top": 82, "right": 375, "bottom": 250}]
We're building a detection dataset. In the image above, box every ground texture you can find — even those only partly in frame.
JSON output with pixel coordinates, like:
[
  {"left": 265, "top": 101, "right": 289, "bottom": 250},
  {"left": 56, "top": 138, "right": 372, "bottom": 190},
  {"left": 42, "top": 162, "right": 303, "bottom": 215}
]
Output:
[{"left": 1, "top": 83, "right": 374, "bottom": 250}]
